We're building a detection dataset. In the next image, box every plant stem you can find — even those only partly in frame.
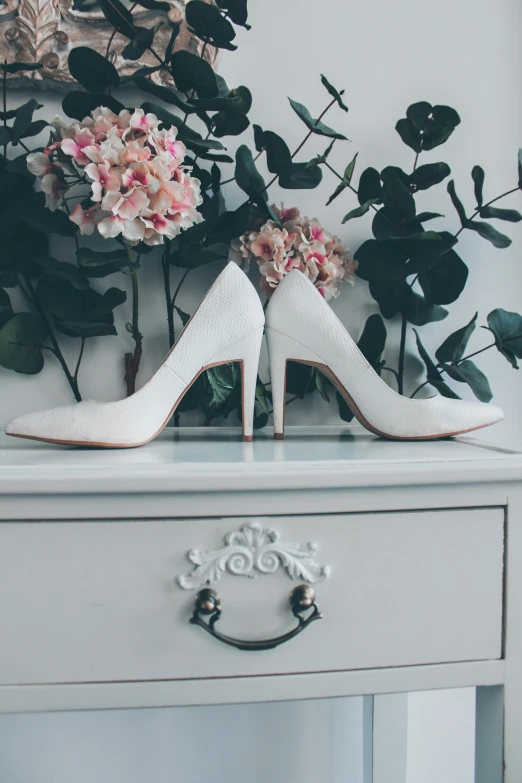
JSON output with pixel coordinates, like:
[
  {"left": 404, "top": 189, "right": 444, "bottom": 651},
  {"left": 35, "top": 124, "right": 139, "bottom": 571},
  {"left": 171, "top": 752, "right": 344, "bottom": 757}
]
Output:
[
  {"left": 22, "top": 275, "right": 82, "bottom": 401},
  {"left": 124, "top": 248, "right": 142, "bottom": 396},
  {"left": 172, "top": 267, "right": 190, "bottom": 309},
  {"left": 397, "top": 312, "right": 407, "bottom": 395},
  {"left": 74, "top": 337, "right": 85, "bottom": 387},
  {"left": 455, "top": 187, "right": 520, "bottom": 237},
  {"left": 162, "top": 242, "right": 175, "bottom": 348},
  {"left": 2, "top": 62, "right": 7, "bottom": 159}
]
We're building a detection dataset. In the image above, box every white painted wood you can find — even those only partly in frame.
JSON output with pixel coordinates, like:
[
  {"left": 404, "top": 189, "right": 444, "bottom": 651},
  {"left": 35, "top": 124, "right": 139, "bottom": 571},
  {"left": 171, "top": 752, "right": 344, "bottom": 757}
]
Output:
[
  {"left": 0, "top": 509, "right": 503, "bottom": 686},
  {"left": 362, "top": 696, "right": 374, "bottom": 783},
  {"left": 0, "top": 661, "right": 505, "bottom": 714},
  {"left": 502, "top": 485, "right": 522, "bottom": 783},
  {"left": 373, "top": 693, "right": 408, "bottom": 783},
  {"left": 475, "top": 686, "right": 504, "bottom": 783}
]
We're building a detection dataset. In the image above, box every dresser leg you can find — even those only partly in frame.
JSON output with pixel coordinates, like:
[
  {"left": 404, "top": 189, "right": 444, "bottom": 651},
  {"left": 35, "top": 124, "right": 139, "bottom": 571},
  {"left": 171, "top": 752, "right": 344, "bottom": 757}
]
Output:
[
  {"left": 475, "top": 686, "right": 504, "bottom": 783},
  {"left": 372, "top": 693, "right": 408, "bottom": 783}
]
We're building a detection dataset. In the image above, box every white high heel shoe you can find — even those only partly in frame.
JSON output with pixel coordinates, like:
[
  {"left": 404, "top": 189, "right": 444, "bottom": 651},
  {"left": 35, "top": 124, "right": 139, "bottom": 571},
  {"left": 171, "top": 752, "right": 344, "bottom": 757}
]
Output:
[
  {"left": 6, "top": 263, "right": 264, "bottom": 448},
  {"left": 266, "top": 270, "right": 504, "bottom": 440}
]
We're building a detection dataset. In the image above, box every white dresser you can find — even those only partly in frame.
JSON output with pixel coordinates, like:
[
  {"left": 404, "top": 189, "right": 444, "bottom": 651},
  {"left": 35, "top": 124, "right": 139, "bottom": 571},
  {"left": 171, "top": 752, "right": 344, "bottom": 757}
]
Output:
[{"left": 0, "top": 426, "right": 521, "bottom": 782}]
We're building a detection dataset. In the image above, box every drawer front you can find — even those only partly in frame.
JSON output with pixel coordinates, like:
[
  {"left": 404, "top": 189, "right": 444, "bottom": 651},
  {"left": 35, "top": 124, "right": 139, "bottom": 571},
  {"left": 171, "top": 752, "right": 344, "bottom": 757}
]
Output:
[{"left": 0, "top": 509, "right": 503, "bottom": 685}]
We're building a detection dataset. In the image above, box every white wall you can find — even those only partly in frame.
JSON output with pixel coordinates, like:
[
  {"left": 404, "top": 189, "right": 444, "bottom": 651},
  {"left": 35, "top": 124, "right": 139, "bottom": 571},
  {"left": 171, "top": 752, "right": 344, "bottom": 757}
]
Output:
[{"left": 1, "top": 0, "right": 520, "bottom": 779}]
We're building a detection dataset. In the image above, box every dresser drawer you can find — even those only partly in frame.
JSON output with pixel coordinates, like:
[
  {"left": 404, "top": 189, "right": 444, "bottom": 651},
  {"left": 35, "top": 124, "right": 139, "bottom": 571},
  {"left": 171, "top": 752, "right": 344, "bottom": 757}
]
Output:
[{"left": 0, "top": 509, "right": 503, "bottom": 685}]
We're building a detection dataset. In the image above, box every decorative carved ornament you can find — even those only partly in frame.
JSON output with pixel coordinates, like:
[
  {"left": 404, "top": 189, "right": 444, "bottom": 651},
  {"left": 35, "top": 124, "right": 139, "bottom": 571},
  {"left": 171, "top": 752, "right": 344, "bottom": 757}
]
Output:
[
  {"left": 177, "top": 520, "right": 331, "bottom": 590},
  {"left": 0, "top": 0, "right": 217, "bottom": 88}
]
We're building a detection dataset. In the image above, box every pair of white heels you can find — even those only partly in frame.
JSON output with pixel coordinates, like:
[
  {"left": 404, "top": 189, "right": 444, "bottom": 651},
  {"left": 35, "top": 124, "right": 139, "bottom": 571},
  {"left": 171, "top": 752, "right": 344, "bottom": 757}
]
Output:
[{"left": 6, "top": 263, "right": 503, "bottom": 447}]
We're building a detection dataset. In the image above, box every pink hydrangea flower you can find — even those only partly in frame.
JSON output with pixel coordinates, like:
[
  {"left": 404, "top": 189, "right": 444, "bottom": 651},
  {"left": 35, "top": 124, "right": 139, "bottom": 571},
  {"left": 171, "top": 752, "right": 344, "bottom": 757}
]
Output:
[
  {"left": 28, "top": 106, "right": 203, "bottom": 246},
  {"left": 230, "top": 204, "right": 357, "bottom": 300}
]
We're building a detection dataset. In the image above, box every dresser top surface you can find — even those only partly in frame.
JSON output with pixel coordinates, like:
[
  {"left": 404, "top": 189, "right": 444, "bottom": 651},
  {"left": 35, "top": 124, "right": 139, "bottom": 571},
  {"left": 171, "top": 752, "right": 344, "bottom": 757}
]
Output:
[{"left": 0, "top": 425, "right": 520, "bottom": 495}]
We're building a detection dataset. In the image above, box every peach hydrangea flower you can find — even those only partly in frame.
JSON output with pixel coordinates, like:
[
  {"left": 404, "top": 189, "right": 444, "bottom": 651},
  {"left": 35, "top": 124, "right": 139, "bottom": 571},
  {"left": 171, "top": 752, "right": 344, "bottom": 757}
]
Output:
[
  {"left": 230, "top": 203, "right": 357, "bottom": 300},
  {"left": 28, "top": 106, "right": 203, "bottom": 245}
]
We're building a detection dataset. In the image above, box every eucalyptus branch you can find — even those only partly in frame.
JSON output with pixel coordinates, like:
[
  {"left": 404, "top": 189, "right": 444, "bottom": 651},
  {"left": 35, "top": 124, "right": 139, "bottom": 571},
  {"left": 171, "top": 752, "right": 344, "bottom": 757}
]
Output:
[
  {"left": 20, "top": 274, "right": 82, "bottom": 402},
  {"left": 74, "top": 337, "right": 86, "bottom": 386},
  {"left": 265, "top": 98, "right": 338, "bottom": 190},
  {"left": 172, "top": 267, "right": 190, "bottom": 309},
  {"left": 123, "top": 247, "right": 143, "bottom": 396},
  {"left": 2, "top": 63, "right": 6, "bottom": 159},
  {"left": 162, "top": 241, "right": 175, "bottom": 348},
  {"left": 454, "top": 187, "right": 520, "bottom": 238}
]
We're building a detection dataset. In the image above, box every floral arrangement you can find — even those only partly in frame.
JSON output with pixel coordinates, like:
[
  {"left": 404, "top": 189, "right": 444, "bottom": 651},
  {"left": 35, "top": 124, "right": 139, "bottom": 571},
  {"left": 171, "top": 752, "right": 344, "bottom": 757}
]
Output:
[
  {"left": 27, "top": 107, "right": 203, "bottom": 246},
  {"left": 231, "top": 205, "right": 356, "bottom": 300},
  {"left": 0, "top": 0, "right": 520, "bottom": 431}
]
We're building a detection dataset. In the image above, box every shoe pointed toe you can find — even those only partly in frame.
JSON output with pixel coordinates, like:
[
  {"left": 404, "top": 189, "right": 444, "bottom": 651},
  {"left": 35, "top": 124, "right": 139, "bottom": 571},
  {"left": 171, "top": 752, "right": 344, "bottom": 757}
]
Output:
[{"left": 6, "top": 405, "right": 80, "bottom": 442}]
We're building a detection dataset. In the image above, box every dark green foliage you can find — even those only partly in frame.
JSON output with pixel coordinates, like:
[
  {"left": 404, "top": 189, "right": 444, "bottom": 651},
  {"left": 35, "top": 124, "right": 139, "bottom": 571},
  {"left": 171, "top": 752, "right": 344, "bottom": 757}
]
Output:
[
  {"left": 68, "top": 47, "right": 120, "bottom": 93},
  {"left": 487, "top": 309, "right": 522, "bottom": 369},
  {"left": 288, "top": 98, "right": 347, "bottom": 140}
]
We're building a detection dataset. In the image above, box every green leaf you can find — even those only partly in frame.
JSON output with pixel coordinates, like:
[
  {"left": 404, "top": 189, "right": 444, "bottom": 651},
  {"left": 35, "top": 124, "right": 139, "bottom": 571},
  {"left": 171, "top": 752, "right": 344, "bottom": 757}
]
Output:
[
  {"left": 122, "top": 23, "right": 163, "bottom": 61},
  {"left": 194, "top": 86, "right": 252, "bottom": 114},
  {"left": 286, "top": 361, "right": 315, "bottom": 398},
  {"left": 342, "top": 198, "right": 379, "bottom": 223},
  {"left": 18, "top": 119, "right": 48, "bottom": 141},
  {"left": 204, "top": 362, "right": 241, "bottom": 420},
  {"left": 326, "top": 152, "right": 357, "bottom": 205},
  {"left": 25, "top": 197, "right": 77, "bottom": 237},
  {"left": 212, "top": 110, "right": 249, "bottom": 137},
  {"left": 0, "top": 127, "right": 11, "bottom": 147},
  {"left": 472, "top": 165, "right": 485, "bottom": 207},
  {"left": 62, "top": 91, "right": 125, "bottom": 121},
  {"left": 11, "top": 98, "right": 43, "bottom": 145},
  {"left": 37, "top": 276, "right": 126, "bottom": 324},
  {"left": 174, "top": 305, "right": 191, "bottom": 326},
  {"left": 320, "top": 74, "right": 348, "bottom": 112},
  {"left": 413, "top": 212, "right": 444, "bottom": 223},
  {"left": 0, "top": 62, "right": 44, "bottom": 74},
  {"left": 407, "top": 101, "right": 432, "bottom": 129},
  {"left": 436, "top": 313, "right": 477, "bottom": 364},
  {"left": 404, "top": 289, "right": 448, "bottom": 326},
  {"left": 358, "top": 313, "right": 387, "bottom": 368},
  {"left": 253, "top": 124, "right": 265, "bottom": 152},
  {"left": 235, "top": 144, "right": 266, "bottom": 200},
  {"left": 414, "top": 329, "right": 460, "bottom": 399},
  {"left": 68, "top": 47, "right": 119, "bottom": 93},
  {"left": 410, "top": 162, "right": 450, "bottom": 191},
  {"left": 215, "top": 0, "right": 249, "bottom": 27},
  {"left": 186, "top": 0, "right": 236, "bottom": 42},
  {"left": 263, "top": 130, "right": 292, "bottom": 177},
  {"left": 355, "top": 239, "right": 408, "bottom": 282},
  {"left": 358, "top": 167, "right": 382, "bottom": 205},
  {"left": 479, "top": 206, "right": 522, "bottom": 223},
  {"left": 395, "top": 118, "right": 421, "bottom": 153},
  {"left": 381, "top": 166, "right": 415, "bottom": 221},
  {"left": 288, "top": 98, "right": 347, "bottom": 140},
  {"left": 33, "top": 257, "right": 90, "bottom": 289},
  {"left": 56, "top": 321, "right": 117, "bottom": 338},
  {"left": 466, "top": 220, "right": 511, "bottom": 248},
  {"left": 419, "top": 246, "right": 469, "bottom": 305},
  {"left": 487, "top": 308, "right": 522, "bottom": 369},
  {"left": 98, "top": 0, "right": 136, "bottom": 38},
  {"left": 441, "top": 359, "right": 492, "bottom": 402},
  {"left": 134, "top": 77, "right": 196, "bottom": 112},
  {"left": 170, "top": 50, "right": 218, "bottom": 99},
  {"left": 0, "top": 313, "right": 47, "bottom": 374},
  {"left": 447, "top": 179, "right": 467, "bottom": 224},
  {"left": 518, "top": 149, "right": 522, "bottom": 189},
  {"left": 170, "top": 241, "right": 228, "bottom": 269},
  {"left": 279, "top": 162, "right": 323, "bottom": 189}
]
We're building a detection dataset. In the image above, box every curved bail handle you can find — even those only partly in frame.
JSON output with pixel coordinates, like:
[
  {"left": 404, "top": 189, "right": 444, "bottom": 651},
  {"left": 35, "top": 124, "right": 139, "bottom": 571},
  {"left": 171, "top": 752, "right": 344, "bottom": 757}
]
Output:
[{"left": 189, "top": 584, "right": 323, "bottom": 652}]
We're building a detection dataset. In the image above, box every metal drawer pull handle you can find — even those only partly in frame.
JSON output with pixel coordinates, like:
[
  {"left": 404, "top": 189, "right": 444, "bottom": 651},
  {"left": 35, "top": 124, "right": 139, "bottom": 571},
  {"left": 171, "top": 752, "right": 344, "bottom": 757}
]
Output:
[{"left": 190, "top": 584, "right": 323, "bottom": 651}]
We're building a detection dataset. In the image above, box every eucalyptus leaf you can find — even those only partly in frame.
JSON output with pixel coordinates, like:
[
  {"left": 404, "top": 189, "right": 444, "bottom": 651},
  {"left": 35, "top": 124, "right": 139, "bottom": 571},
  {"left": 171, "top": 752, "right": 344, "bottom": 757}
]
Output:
[
  {"left": 279, "top": 162, "right": 322, "bottom": 189},
  {"left": 487, "top": 308, "right": 522, "bottom": 369},
  {"left": 186, "top": 0, "right": 236, "bottom": 42},
  {"left": 447, "top": 179, "right": 467, "bottom": 224},
  {"left": 518, "top": 149, "right": 522, "bottom": 189},
  {"left": 381, "top": 166, "right": 415, "bottom": 221},
  {"left": 288, "top": 98, "right": 347, "bottom": 140},
  {"left": 414, "top": 329, "right": 460, "bottom": 399},
  {"left": 418, "top": 244, "right": 468, "bottom": 305},
  {"left": 33, "top": 257, "right": 90, "bottom": 289},
  {"left": 215, "top": 0, "right": 250, "bottom": 27},
  {"left": 320, "top": 74, "right": 348, "bottom": 112},
  {"left": 466, "top": 220, "right": 511, "bottom": 248},
  {"left": 122, "top": 24, "right": 163, "bottom": 61},
  {"left": 98, "top": 0, "right": 136, "bottom": 38},
  {"left": 235, "top": 144, "right": 266, "bottom": 200},
  {"left": 56, "top": 321, "right": 117, "bottom": 338},
  {"left": 68, "top": 47, "right": 120, "bottom": 93},
  {"left": 441, "top": 359, "right": 492, "bottom": 402},
  {"left": 263, "top": 130, "right": 292, "bottom": 177},
  {"left": 358, "top": 167, "right": 382, "bottom": 205},
  {"left": 410, "top": 162, "right": 450, "bottom": 191},
  {"left": 436, "top": 313, "right": 477, "bottom": 364},
  {"left": 472, "top": 165, "right": 485, "bottom": 207},
  {"left": 63, "top": 92, "right": 125, "bottom": 121},
  {"left": 212, "top": 111, "right": 249, "bottom": 137},
  {"left": 395, "top": 118, "right": 421, "bottom": 153},
  {"left": 479, "top": 206, "right": 522, "bottom": 223},
  {"left": 25, "top": 197, "right": 77, "bottom": 237},
  {"left": 0, "top": 62, "right": 44, "bottom": 74},
  {"left": 170, "top": 50, "right": 218, "bottom": 99},
  {"left": 404, "top": 289, "right": 448, "bottom": 326},
  {"left": 326, "top": 152, "right": 357, "bottom": 205},
  {"left": 134, "top": 78, "right": 196, "bottom": 112},
  {"left": 0, "top": 313, "right": 47, "bottom": 374},
  {"left": 342, "top": 198, "right": 378, "bottom": 223},
  {"left": 11, "top": 99, "right": 43, "bottom": 144}
]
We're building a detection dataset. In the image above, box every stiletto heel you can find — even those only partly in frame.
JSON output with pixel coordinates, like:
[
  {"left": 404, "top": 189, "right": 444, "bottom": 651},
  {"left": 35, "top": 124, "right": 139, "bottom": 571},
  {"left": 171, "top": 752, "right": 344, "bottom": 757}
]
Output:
[
  {"left": 209, "top": 328, "right": 264, "bottom": 441},
  {"left": 266, "top": 270, "right": 504, "bottom": 440},
  {"left": 6, "top": 264, "right": 265, "bottom": 448},
  {"left": 266, "top": 327, "right": 324, "bottom": 440}
]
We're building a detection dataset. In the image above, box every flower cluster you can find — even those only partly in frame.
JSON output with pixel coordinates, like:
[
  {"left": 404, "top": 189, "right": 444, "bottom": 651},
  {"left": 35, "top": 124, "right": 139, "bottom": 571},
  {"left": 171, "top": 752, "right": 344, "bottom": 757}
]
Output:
[
  {"left": 230, "top": 205, "right": 357, "bottom": 299},
  {"left": 26, "top": 107, "right": 203, "bottom": 246}
]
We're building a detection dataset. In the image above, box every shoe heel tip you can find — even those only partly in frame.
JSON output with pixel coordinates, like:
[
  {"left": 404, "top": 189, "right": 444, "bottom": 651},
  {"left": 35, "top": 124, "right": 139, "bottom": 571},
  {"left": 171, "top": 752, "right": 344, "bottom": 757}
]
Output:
[
  {"left": 274, "top": 432, "right": 285, "bottom": 440},
  {"left": 242, "top": 434, "right": 253, "bottom": 442}
]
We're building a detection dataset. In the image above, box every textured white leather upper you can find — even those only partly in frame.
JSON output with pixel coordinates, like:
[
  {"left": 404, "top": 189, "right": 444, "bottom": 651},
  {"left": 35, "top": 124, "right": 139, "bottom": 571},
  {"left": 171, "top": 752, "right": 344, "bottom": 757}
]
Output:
[
  {"left": 6, "top": 263, "right": 265, "bottom": 446},
  {"left": 266, "top": 270, "right": 504, "bottom": 438}
]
